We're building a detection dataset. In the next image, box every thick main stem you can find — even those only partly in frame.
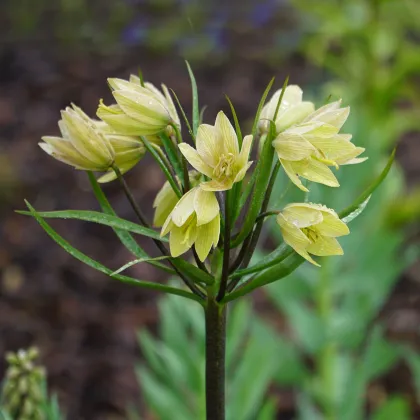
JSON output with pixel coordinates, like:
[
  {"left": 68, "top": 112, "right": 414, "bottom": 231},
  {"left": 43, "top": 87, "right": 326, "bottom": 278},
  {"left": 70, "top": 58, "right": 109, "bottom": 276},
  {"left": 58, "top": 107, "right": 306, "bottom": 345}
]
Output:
[{"left": 205, "top": 297, "right": 226, "bottom": 420}]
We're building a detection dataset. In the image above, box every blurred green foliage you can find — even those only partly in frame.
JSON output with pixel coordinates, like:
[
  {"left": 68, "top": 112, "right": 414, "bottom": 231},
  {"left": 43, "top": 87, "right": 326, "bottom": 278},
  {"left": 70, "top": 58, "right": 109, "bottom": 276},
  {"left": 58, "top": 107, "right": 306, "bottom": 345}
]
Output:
[
  {"left": 0, "top": 349, "right": 64, "bottom": 420},
  {"left": 130, "top": 290, "right": 278, "bottom": 420}
]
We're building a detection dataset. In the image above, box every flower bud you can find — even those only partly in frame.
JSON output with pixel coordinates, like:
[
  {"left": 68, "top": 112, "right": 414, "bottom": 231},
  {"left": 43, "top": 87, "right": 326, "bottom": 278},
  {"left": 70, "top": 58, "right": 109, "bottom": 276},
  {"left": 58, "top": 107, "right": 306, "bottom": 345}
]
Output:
[
  {"left": 100, "top": 77, "right": 172, "bottom": 136},
  {"left": 277, "top": 203, "right": 349, "bottom": 266},
  {"left": 39, "top": 104, "right": 114, "bottom": 171}
]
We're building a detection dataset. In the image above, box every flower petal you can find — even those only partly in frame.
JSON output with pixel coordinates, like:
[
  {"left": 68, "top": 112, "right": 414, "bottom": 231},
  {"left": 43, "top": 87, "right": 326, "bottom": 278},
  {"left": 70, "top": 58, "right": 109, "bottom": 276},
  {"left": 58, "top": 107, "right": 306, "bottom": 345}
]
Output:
[
  {"left": 196, "top": 124, "right": 220, "bottom": 167},
  {"left": 215, "top": 111, "right": 239, "bottom": 156},
  {"left": 238, "top": 135, "right": 253, "bottom": 166},
  {"left": 233, "top": 161, "right": 253, "bottom": 183},
  {"left": 200, "top": 179, "right": 233, "bottom": 192},
  {"left": 314, "top": 213, "right": 349, "bottom": 237},
  {"left": 294, "top": 158, "right": 340, "bottom": 188},
  {"left": 280, "top": 159, "right": 309, "bottom": 192},
  {"left": 178, "top": 143, "right": 213, "bottom": 177},
  {"left": 273, "top": 133, "right": 316, "bottom": 161},
  {"left": 170, "top": 188, "right": 196, "bottom": 227},
  {"left": 169, "top": 226, "right": 192, "bottom": 257},
  {"left": 307, "top": 236, "right": 343, "bottom": 256},
  {"left": 195, "top": 215, "right": 220, "bottom": 261},
  {"left": 194, "top": 188, "right": 220, "bottom": 226},
  {"left": 277, "top": 213, "right": 311, "bottom": 251},
  {"left": 282, "top": 204, "right": 323, "bottom": 228}
]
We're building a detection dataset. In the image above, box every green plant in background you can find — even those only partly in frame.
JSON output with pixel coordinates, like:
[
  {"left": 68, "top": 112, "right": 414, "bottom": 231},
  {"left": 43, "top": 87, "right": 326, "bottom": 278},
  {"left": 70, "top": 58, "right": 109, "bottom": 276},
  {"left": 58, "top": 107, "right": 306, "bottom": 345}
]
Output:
[
  {"left": 18, "top": 59, "right": 395, "bottom": 419},
  {"left": 247, "top": 0, "right": 420, "bottom": 418},
  {"left": 0, "top": 348, "right": 64, "bottom": 420},
  {"left": 128, "top": 292, "right": 279, "bottom": 420}
]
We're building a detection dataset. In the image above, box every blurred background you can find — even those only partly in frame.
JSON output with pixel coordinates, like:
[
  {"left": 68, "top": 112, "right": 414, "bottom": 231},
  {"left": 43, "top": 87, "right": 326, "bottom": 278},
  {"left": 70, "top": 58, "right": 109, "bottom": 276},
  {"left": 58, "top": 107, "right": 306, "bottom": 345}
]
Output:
[{"left": 0, "top": 0, "right": 419, "bottom": 418}]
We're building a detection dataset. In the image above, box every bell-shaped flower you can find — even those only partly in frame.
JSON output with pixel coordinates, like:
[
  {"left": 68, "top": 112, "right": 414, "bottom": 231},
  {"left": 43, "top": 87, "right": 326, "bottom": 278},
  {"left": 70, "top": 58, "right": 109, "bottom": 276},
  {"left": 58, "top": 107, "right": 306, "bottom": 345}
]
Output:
[
  {"left": 179, "top": 111, "right": 253, "bottom": 191},
  {"left": 153, "top": 171, "right": 201, "bottom": 227},
  {"left": 272, "top": 100, "right": 366, "bottom": 192},
  {"left": 97, "top": 77, "right": 172, "bottom": 136},
  {"left": 259, "top": 85, "right": 315, "bottom": 134},
  {"left": 277, "top": 203, "right": 350, "bottom": 266},
  {"left": 39, "top": 104, "right": 115, "bottom": 171},
  {"left": 161, "top": 187, "right": 220, "bottom": 261}
]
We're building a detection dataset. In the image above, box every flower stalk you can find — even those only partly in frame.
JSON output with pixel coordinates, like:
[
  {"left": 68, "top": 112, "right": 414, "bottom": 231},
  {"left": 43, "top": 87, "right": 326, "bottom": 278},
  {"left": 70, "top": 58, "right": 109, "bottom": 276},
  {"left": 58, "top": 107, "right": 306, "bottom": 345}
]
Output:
[{"left": 205, "top": 295, "right": 226, "bottom": 420}]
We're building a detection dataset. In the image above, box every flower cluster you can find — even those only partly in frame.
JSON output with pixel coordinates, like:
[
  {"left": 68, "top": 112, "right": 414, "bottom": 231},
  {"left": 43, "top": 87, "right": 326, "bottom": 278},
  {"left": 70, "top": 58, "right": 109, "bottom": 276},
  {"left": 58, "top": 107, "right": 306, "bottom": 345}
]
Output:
[
  {"left": 1, "top": 348, "right": 46, "bottom": 420},
  {"left": 39, "top": 75, "right": 367, "bottom": 266}
]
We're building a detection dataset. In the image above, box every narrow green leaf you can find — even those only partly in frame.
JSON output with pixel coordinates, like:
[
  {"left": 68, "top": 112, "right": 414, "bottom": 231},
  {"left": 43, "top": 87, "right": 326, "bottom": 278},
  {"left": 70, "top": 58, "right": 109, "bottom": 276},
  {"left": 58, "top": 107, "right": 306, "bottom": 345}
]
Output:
[
  {"left": 234, "top": 169, "right": 258, "bottom": 223},
  {"left": 170, "top": 88, "right": 194, "bottom": 139},
  {"left": 223, "top": 253, "right": 304, "bottom": 302},
  {"left": 339, "top": 148, "right": 396, "bottom": 219},
  {"left": 199, "top": 105, "right": 207, "bottom": 125},
  {"left": 273, "top": 76, "right": 289, "bottom": 121},
  {"left": 225, "top": 95, "right": 243, "bottom": 146},
  {"left": 231, "top": 122, "right": 276, "bottom": 248},
  {"left": 230, "top": 243, "right": 293, "bottom": 279},
  {"left": 112, "top": 256, "right": 171, "bottom": 275},
  {"left": 159, "top": 132, "right": 184, "bottom": 181},
  {"left": 87, "top": 172, "right": 174, "bottom": 274},
  {"left": 141, "top": 136, "right": 182, "bottom": 198},
  {"left": 172, "top": 258, "right": 214, "bottom": 285},
  {"left": 251, "top": 77, "right": 275, "bottom": 138},
  {"left": 342, "top": 195, "right": 371, "bottom": 224},
  {"left": 138, "top": 67, "right": 145, "bottom": 87},
  {"left": 18, "top": 208, "right": 167, "bottom": 242},
  {"left": 185, "top": 60, "right": 199, "bottom": 136},
  {"left": 24, "top": 201, "right": 201, "bottom": 302}
]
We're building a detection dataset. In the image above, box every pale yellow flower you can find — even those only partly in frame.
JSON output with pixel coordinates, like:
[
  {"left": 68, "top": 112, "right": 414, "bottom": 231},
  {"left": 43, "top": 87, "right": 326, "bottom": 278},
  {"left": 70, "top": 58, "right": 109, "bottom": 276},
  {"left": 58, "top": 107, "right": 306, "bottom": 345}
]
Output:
[
  {"left": 272, "top": 100, "right": 366, "bottom": 192},
  {"left": 39, "top": 104, "right": 114, "bottom": 171},
  {"left": 153, "top": 171, "right": 201, "bottom": 227},
  {"left": 97, "top": 78, "right": 172, "bottom": 136},
  {"left": 161, "top": 187, "right": 220, "bottom": 261},
  {"left": 179, "top": 111, "right": 253, "bottom": 191},
  {"left": 277, "top": 202, "right": 350, "bottom": 266},
  {"left": 259, "top": 85, "right": 315, "bottom": 134},
  {"left": 39, "top": 106, "right": 145, "bottom": 180}
]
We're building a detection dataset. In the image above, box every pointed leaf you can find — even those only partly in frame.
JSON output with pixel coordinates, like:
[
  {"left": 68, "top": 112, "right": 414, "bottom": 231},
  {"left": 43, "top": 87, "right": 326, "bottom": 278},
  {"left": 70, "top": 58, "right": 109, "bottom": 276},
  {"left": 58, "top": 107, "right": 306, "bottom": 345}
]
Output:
[
  {"left": 112, "top": 256, "right": 171, "bottom": 275},
  {"left": 185, "top": 60, "right": 199, "bottom": 137},
  {"left": 24, "top": 201, "right": 201, "bottom": 302},
  {"left": 18, "top": 208, "right": 167, "bottom": 241},
  {"left": 339, "top": 149, "right": 396, "bottom": 219},
  {"left": 251, "top": 77, "right": 275, "bottom": 138}
]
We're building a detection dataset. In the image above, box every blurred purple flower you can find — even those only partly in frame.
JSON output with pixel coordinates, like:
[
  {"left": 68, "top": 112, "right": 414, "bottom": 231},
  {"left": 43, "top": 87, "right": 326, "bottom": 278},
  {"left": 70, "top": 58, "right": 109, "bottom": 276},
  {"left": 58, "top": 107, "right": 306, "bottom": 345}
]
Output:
[
  {"left": 250, "top": 0, "right": 278, "bottom": 27},
  {"left": 122, "top": 19, "right": 149, "bottom": 46}
]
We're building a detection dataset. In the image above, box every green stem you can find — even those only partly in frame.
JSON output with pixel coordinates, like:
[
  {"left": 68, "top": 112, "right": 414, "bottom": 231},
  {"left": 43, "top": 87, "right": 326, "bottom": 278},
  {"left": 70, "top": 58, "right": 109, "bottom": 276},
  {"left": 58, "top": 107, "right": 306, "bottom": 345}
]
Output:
[
  {"left": 205, "top": 296, "right": 226, "bottom": 420},
  {"left": 217, "top": 191, "right": 231, "bottom": 301},
  {"left": 317, "top": 258, "right": 335, "bottom": 420}
]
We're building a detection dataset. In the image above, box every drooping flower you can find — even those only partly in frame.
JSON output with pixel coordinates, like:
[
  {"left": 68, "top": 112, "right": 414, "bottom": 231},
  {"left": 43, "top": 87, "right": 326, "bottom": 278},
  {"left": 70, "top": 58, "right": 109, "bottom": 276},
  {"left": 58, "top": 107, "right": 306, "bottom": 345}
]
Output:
[
  {"left": 276, "top": 202, "right": 350, "bottom": 266},
  {"left": 272, "top": 100, "right": 366, "bottom": 191},
  {"left": 178, "top": 111, "right": 253, "bottom": 191},
  {"left": 259, "top": 85, "right": 315, "bottom": 134},
  {"left": 97, "top": 77, "right": 173, "bottom": 136},
  {"left": 39, "top": 104, "right": 115, "bottom": 171},
  {"left": 39, "top": 105, "right": 145, "bottom": 181},
  {"left": 161, "top": 187, "right": 220, "bottom": 261},
  {"left": 153, "top": 171, "right": 201, "bottom": 227}
]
